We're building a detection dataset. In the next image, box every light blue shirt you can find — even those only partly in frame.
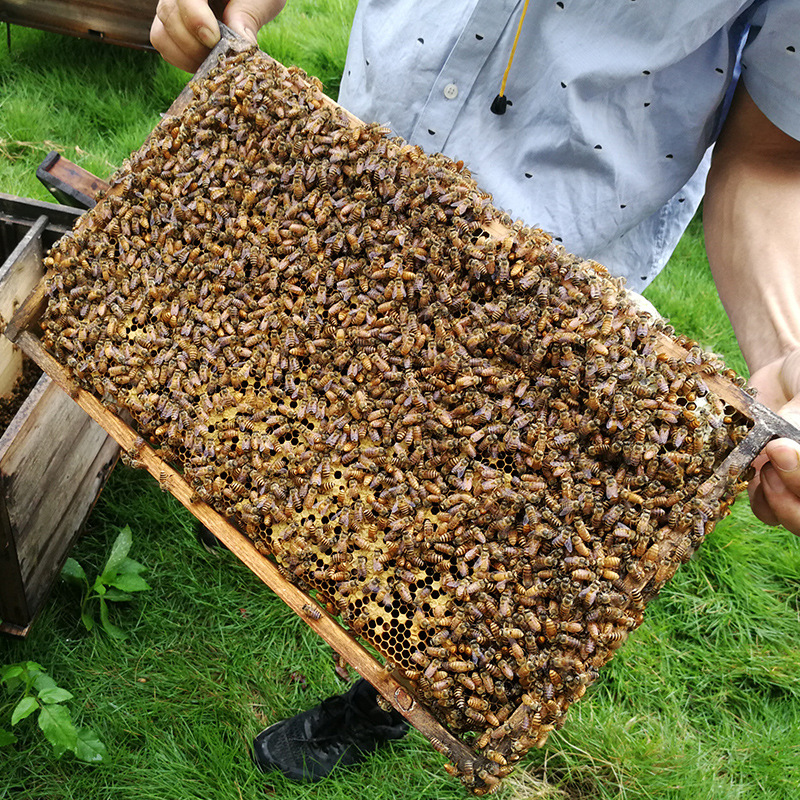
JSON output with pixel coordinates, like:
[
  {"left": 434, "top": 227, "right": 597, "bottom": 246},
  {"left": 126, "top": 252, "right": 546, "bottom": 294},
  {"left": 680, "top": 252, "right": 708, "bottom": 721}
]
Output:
[{"left": 338, "top": 0, "right": 800, "bottom": 289}]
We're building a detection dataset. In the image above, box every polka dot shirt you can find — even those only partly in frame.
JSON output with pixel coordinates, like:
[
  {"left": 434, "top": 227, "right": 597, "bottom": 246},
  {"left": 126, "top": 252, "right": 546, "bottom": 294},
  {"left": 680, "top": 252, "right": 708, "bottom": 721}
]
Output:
[{"left": 337, "top": 0, "right": 800, "bottom": 289}]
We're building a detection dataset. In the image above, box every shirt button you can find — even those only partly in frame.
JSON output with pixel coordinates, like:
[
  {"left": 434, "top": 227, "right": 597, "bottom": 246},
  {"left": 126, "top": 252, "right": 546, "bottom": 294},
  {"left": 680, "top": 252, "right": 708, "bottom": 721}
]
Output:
[{"left": 443, "top": 83, "right": 458, "bottom": 99}]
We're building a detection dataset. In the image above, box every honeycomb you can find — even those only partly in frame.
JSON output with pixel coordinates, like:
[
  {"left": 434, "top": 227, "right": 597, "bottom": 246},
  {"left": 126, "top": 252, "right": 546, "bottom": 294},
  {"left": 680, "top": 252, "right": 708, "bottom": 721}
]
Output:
[{"left": 39, "top": 46, "right": 753, "bottom": 792}]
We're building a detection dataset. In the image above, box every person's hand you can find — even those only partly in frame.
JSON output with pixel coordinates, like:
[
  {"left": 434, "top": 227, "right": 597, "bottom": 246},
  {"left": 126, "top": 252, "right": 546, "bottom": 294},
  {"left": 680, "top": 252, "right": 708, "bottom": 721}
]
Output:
[
  {"left": 747, "top": 350, "right": 800, "bottom": 535},
  {"left": 151, "top": 0, "right": 286, "bottom": 72}
]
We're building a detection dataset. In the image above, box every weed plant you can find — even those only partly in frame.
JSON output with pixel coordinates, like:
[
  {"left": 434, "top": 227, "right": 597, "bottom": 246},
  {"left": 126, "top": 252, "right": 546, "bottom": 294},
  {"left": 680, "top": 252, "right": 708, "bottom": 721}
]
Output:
[{"left": 1, "top": 6, "right": 799, "bottom": 799}]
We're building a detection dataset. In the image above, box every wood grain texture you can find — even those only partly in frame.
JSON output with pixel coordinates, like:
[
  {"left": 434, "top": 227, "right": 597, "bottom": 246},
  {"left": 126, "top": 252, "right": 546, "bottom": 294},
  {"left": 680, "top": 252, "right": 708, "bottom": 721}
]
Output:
[
  {"left": 0, "top": 202, "right": 119, "bottom": 634},
  {"left": 0, "top": 0, "right": 157, "bottom": 50},
  {"left": 0, "top": 216, "right": 46, "bottom": 396}
]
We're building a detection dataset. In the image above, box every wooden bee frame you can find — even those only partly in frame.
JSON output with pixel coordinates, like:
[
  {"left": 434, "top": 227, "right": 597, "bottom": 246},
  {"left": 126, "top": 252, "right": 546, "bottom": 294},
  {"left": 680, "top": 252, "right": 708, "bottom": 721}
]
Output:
[{"left": 6, "top": 24, "right": 800, "bottom": 790}]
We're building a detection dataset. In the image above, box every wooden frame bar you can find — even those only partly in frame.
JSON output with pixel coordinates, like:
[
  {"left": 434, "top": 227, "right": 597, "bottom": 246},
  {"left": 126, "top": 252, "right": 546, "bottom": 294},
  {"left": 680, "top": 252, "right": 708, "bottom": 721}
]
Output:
[{"left": 36, "top": 151, "right": 109, "bottom": 210}]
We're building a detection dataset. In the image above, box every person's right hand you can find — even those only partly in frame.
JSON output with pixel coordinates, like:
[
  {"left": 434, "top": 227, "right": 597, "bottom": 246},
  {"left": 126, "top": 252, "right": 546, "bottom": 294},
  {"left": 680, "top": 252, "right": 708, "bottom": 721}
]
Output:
[
  {"left": 151, "top": 0, "right": 286, "bottom": 72},
  {"left": 747, "top": 351, "right": 800, "bottom": 536}
]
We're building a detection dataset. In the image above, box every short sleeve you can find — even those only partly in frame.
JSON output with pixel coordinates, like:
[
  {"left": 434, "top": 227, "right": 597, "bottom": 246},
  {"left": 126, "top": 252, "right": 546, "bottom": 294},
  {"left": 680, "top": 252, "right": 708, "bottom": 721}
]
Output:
[{"left": 741, "top": 0, "right": 800, "bottom": 140}]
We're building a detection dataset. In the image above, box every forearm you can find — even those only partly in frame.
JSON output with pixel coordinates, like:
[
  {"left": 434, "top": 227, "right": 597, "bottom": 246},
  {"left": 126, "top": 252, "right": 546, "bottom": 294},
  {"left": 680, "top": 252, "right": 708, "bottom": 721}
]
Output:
[{"left": 703, "top": 85, "right": 800, "bottom": 375}]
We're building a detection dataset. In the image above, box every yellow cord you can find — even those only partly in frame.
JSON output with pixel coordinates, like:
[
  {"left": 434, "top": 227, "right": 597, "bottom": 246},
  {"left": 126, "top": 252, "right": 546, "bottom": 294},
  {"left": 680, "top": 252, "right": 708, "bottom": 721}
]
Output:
[{"left": 499, "top": 0, "right": 531, "bottom": 98}]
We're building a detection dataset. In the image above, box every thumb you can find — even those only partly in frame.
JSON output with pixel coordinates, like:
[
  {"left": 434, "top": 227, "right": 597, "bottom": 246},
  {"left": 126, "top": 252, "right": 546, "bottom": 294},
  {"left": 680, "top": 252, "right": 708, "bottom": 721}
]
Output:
[
  {"left": 758, "top": 349, "right": 800, "bottom": 487},
  {"left": 768, "top": 356, "right": 800, "bottom": 480},
  {"left": 223, "top": 0, "right": 286, "bottom": 44},
  {"left": 749, "top": 350, "right": 800, "bottom": 533}
]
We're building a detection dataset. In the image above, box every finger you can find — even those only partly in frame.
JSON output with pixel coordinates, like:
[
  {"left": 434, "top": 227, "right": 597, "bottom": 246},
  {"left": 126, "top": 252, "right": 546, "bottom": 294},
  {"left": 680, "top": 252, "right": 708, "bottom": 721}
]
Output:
[
  {"left": 151, "top": 17, "right": 209, "bottom": 72},
  {"left": 160, "top": 0, "right": 220, "bottom": 47},
  {"left": 748, "top": 472, "right": 781, "bottom": 527},
  {"left": 764, "top": 437, "right": 800, "bottom": 491},
  {"left": 747, "top": 352, "right": 800, "bottom": 535},
  {"left": 152, "top": 0, "right": 221, "bottom": 71},
  {"left": 224, "top": 0, "right": 286, "bottom": 43},
  {"left": 754, "top": 442, "right": 800, "bottom": 535}
]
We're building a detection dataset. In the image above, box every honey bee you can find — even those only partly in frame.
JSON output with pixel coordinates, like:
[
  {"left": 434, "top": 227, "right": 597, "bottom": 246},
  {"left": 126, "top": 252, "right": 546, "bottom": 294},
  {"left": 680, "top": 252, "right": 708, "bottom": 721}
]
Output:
[{"left": 302, "top": 603, "right": 322, "bottom": 620}]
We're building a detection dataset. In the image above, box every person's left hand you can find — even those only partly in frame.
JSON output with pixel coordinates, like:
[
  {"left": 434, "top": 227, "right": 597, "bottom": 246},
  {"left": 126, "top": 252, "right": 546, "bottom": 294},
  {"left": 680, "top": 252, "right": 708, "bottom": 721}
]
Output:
[{"left": 747, "top": 350, "right": 800, "bottom": 535}]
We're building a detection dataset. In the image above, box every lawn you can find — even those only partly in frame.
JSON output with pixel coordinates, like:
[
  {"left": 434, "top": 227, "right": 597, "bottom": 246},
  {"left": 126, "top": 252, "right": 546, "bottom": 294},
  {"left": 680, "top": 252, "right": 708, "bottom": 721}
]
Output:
[{"left": 1, "top": 5, "right": 799, "bottom": 799}]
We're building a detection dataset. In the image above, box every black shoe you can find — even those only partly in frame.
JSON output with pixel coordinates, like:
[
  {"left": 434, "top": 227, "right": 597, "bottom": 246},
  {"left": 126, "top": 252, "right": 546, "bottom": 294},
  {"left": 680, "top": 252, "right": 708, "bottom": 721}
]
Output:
[{"left": 252, "top": 679, "right": 408, "bottom": 782}]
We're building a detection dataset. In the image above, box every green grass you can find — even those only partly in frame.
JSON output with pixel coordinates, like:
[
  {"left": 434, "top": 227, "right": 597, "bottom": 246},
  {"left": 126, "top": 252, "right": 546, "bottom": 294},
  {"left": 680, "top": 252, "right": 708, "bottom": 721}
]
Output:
[{"left": 2, "top": 9, "right": 800, "bottom": 800}]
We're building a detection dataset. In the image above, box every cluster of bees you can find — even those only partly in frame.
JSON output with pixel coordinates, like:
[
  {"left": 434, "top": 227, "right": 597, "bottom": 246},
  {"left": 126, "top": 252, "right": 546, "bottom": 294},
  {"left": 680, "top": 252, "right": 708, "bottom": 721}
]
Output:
[
  {"left": 0, "top": 356, "right": 41, "bottom": 435},
  {"left": 40, "top": 47, "right": 752, "bottom": 792}
]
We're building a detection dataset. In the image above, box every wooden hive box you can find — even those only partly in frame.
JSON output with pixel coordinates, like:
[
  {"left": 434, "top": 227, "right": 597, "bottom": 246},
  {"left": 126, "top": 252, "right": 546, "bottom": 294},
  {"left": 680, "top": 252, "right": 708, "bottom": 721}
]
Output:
[
  {"left": 6, "top": 27, "right": 800, "bottom": 791},
  {"left": 0, "top": 193, "right": 120, "bottom": 637},
  {"left": 0, "top": 0, "right": 158, "bottom": 50}
]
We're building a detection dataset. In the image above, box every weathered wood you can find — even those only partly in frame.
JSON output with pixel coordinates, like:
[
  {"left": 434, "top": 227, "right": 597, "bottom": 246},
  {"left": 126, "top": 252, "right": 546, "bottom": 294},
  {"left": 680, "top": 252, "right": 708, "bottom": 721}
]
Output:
[
  {"left": 0, "top": 374, "right": 119, "bottom": 635},
  {"left": 17, "top": 394, "right": 119, "bottom": 616},
  {"left": 0, "top": 0, "right": 158, "bottom": 50},
  {"left": 0, "top": 473, "right": 29, "bottom": 631},
  {"left": 0, "top": 198, "right": 119, "bottom": 635},
  {"left": 0, "top": 192, "right": 83, "bottom": 240},
  {"left": 0, "top": 373, "right": 119, "bottom": 622},
  {"left": 37, "top": 151, "right": 110, "bottom": 209},
  {"left": 2, "top": 377, "right": 115, "bottom": 585},
  {"left": 0, "top": 215, "right": 47, "bottom": 396},
  {"left": 2, "top": 277, "right": 50, "bottom": 366}
]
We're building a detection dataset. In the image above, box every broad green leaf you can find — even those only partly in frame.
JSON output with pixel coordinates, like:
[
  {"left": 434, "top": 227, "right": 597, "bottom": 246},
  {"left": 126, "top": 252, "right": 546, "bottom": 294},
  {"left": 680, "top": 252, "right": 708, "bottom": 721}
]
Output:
[
  {"left": 0, "top": 664, "right": 24, "bottom": 679},
  {"left": 99, "top": 598, "right": 127, "bottom": 639},
  {"left": 11, "top": 696, "right": 38, "bottom": 726},
  {"left": 81, "top": 611, "right": 95, "bottom": 632},
  {"left": 0, "top": 664, "right": 24, "bottom": 688},
  {"left": 99, "top": 526, "right": 132, "bottom": 584},
  {"left": 74, "top": 726, "right": 107, "bottom": 763},
  {"left": 110, "top": 573, "right": 150, "bottom": 593},
  {"left": 37, "top": 703, "right": 77, "bottom": 758},
  {"left": 31, "top": 672, "right": 58, "bottom": 694},
  {"left": 94, "top": 583, "right": 107, "bottom": 597},
  {"left": 103, "top": 588, "right": 134, "bottom": 602},
  {"left": 0, "top": 728, "right": 16, "bottom": 747},
  {"left": 117, "top": 557, "right": 147, "bottom": 575},
  {"left": 61, "top": 558, "right": 87, "bottom": 586},
  {"left": 37, "top": 686, "right": 74, "bottom": 704}
]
